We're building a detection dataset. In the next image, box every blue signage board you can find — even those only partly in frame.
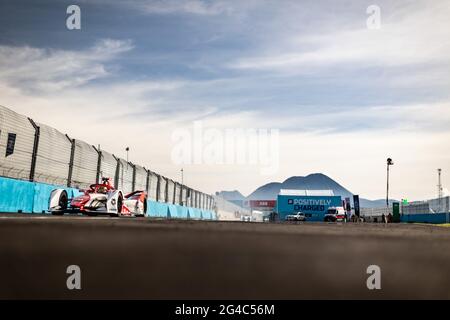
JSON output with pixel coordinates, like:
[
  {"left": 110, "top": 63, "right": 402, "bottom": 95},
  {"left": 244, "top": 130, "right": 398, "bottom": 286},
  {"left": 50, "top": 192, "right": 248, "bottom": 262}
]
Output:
[{"left": 276, "top": 195, "right": 342, "bottom": 221}]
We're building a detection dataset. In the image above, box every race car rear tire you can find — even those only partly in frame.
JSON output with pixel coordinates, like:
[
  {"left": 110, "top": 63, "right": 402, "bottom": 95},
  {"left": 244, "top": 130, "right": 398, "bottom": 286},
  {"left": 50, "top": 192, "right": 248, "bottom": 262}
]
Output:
[
  {"left": 51, "top": 191, "right": 68, "bottom": 215},
  {"left": 136, "top": 197, "right": 148, "bottom": 217}
]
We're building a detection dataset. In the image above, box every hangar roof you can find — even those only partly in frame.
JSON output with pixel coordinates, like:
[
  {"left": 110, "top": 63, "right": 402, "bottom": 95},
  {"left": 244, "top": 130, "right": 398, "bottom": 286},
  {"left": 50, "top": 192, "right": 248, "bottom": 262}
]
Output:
[{"left": 279, "top": 189, "right": 335, "bottom": 196}]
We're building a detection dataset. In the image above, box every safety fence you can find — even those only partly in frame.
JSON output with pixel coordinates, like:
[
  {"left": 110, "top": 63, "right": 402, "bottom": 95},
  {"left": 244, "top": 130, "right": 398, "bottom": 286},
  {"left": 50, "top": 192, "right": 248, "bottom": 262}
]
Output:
[
  {"left": 403, "top": 197, "right": 450, "bottom": 214},
  {"left": 360, "top": 207, "right": 391, "bottom": 217},
  {"left": 0, "top": 105, "right": 215, "bottom": 214},
  {"left": 361, "top": 205, "right": 449, "bottom": 224}
]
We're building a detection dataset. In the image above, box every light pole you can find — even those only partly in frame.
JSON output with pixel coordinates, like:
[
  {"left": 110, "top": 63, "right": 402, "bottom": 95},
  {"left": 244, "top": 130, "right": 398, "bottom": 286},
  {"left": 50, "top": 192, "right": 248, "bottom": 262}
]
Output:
[
  {"left": 181, "top": 168, "right": 184, "bottom": 206},
  {"left": 438, "top": 169, "right": 443, "bottom": 212},
  {"left": 386, "top": 158, "right": 394, "bottom": 208},
  {"left": 126, "top": 147, "right": 130, "bottom": 163}
]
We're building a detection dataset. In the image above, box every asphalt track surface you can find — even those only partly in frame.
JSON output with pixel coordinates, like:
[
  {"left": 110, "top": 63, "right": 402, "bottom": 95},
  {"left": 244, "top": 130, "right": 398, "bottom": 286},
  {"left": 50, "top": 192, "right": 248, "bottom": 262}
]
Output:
[{"left": 1, "top": 213, "right": 450, "bottom": 299}]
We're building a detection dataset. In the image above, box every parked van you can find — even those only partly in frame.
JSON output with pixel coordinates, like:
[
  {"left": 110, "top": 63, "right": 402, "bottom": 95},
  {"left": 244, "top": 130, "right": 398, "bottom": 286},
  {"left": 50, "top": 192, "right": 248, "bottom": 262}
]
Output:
[{"left": 324, "top": 206, "right": 347, "bottom": 222}]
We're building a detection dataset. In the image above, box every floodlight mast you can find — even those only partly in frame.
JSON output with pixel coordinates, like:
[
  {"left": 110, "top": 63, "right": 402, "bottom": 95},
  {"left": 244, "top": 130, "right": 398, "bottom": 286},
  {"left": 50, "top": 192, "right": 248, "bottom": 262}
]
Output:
[
  {"left": 386, "top": 158, "right": 394, "bottom": 209},
  {"left": 438, "top": 169, "right": 443, "bottom": 212}
]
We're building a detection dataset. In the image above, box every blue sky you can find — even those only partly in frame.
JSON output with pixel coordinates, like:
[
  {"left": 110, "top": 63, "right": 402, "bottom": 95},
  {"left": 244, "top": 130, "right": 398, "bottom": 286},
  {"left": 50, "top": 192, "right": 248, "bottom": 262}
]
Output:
[{"left": 0, "top": 0, "right": 449, "bottom": 200}]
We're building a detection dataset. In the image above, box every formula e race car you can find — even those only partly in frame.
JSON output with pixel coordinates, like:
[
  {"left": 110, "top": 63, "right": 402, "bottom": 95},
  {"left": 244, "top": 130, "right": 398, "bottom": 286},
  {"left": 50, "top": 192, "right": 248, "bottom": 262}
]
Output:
[{"left": 49, "top": 178, "right": 148, "bottom": 217}]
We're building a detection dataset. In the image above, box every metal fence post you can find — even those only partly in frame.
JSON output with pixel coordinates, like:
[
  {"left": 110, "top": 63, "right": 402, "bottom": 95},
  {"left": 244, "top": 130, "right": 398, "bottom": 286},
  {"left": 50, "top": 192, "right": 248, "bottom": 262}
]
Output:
[
  {"left": 155, "top": 174, "right": 161, "bottom": 202},
  {"left": 164, "top": 177, "right": 169, "bottom": 203},
  {"left": 66, "top": 135, "right": 75, "bottom": 187},
  {"left": 194, "top": 190, "right": 197, "bottom": 208},
  {"left": 27, "top": 118, "right": 40, "bottom": 182},
  {"left": 145, "top": 169, "right": 150, "bottom": 195},
  {"left": 179, "top": 184, "right": 183, "bottom": 206},
  {"left": 113, "top": 155, "right": 120, "bottom": 189},
  {"left": 192, "top": 189, "right": 195, "bottom": 208},
  {"left": 131, "top": 162, "right": 136, "bottom": 192},
  {"left": 93, "top": 146, "right": 102, "bottom": 183},
  {"left": 173, "top": 181, "right": 177, "bottom": 205}
]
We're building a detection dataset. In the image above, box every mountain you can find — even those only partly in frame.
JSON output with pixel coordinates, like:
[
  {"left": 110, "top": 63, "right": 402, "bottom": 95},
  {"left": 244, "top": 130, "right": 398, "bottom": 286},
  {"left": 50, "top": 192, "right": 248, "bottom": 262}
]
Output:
[
  {"left": 217, "top": 173, "right": 397, "bottom": 208},
  {"left": 215, "top": 190, "right": 246, "bottom": 208},
  {"left": 245, "top": 182, "right": 283, "bottom": 200},
  {"left": 215, "top": 190, "right": 246, "bottom": 201}
]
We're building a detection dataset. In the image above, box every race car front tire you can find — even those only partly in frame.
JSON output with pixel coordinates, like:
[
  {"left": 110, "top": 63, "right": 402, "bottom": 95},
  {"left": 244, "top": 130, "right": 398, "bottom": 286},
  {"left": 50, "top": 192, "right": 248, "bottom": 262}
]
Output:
[
  {"left": 51, "top": 191, "right": 68, "bottom": 215},
  {"left": 109, "top": 193, "right": 123, "bottom": 217}
]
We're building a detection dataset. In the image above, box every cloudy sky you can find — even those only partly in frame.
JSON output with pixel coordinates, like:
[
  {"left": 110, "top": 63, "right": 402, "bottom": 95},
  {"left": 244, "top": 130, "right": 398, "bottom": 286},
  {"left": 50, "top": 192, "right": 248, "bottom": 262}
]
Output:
[{"left": 0, "top": 0, "right": 449, "bottom": 200}]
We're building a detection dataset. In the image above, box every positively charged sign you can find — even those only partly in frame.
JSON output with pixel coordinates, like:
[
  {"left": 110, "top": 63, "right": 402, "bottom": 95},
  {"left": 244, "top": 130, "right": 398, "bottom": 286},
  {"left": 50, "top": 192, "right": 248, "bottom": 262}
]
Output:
[{"left": 288, "top": 199, "right": 332, "bottom": 212}]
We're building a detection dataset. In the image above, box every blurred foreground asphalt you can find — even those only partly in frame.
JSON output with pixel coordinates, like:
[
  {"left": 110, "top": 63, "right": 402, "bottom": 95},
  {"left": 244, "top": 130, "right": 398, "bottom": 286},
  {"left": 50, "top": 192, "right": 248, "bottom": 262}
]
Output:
[{"left": 1, "top": 214, "right": 450, "bottom": 299}]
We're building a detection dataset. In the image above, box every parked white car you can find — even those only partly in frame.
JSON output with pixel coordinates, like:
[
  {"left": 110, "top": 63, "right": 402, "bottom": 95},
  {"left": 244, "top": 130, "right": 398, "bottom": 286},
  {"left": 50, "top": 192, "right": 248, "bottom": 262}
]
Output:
[{"left": 285, "top": 212, "right": 307, "bottom": 222}]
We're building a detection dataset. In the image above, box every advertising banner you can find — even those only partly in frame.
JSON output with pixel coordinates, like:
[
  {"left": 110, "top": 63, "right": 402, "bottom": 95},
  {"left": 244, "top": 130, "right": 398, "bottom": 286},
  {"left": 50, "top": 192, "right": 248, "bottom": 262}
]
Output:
[
  {"left": 249, "top": 200, "right": 276, "bottom": 209},
  {"left": 353, "top": 195, "right": 360, "bottom": 217}
]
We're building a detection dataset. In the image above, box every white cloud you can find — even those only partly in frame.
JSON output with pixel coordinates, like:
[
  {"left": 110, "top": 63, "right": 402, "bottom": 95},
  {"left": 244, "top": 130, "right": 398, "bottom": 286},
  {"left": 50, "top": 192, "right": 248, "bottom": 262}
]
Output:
[
  {"left": 279, "top": 102, "right": 450, "bottom": 134},
  {"left": 230, "top": 1, "right": 450, "bottom": 72},
  {"left": 0, "top": 39, "right": 134, "bottom": 93},
  {"left": 132, "top": 0, "right": 234, "bottom": 15}
]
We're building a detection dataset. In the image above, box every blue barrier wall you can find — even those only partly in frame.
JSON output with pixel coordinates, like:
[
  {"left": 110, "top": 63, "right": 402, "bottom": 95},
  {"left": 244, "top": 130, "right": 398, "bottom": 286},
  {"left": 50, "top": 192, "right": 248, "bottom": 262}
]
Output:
[
  {"left": 167, "top": 204, "right": 178, "bottom": 218},
  {"left": 147, "top": 200, "right": 169, "bottom": 218},
  {"left": 0, "top": 176, "right": 80, "bottom": 213},
  {"left": 188, "top": 208, "right": 202, "bottom": 220},
  {"left": 146, "top": 200, "right": 215, "bottom": 220},
  {"left": 175, "top": 205, "right": 189, "bottom": 219},
  {"left": 0, "top": 176, "right": 217, "bottom": 220},
  {"left": 400, "top": 213, "right": 449, "bottom": 224},
  {"left": 201, "top": 210, "right": 213, "bottom": 220},
  {"left": 0, "top": 177, "right": 35, "bottom": 213}
]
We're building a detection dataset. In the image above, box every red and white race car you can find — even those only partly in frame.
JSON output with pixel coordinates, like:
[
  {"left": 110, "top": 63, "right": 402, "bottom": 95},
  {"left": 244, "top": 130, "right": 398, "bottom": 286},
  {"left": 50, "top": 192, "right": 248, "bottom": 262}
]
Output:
[{"left": 49, "top": 178, "right": 148, "bottom": 217}]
